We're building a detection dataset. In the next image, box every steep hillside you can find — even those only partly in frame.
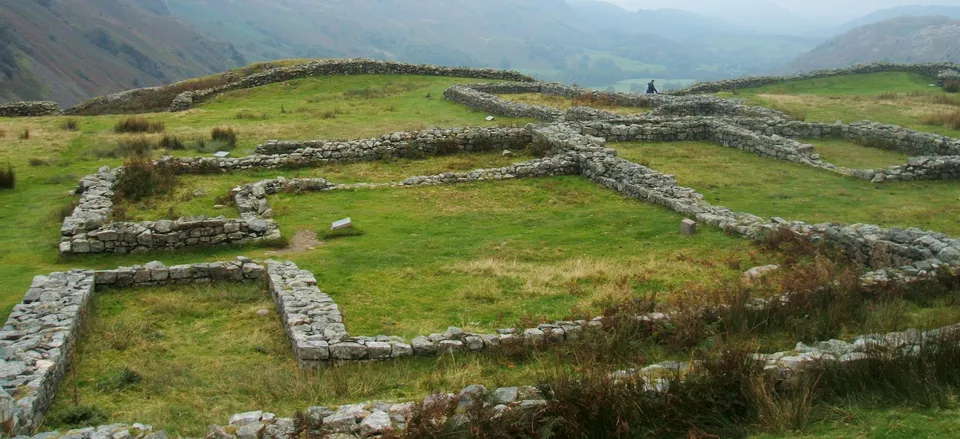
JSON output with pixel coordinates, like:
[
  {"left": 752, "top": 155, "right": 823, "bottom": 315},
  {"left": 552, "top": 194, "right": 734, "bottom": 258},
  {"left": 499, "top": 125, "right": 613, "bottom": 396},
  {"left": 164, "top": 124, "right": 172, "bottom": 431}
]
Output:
[
  {"left": 0, "top": 0, "right": 246, "bottom": 106},
  {"left": 788, "top": 16, "right": 960, "bottom": 72},
  {"left": 830, "top": 6, "right": 960, "bottom": 36}
]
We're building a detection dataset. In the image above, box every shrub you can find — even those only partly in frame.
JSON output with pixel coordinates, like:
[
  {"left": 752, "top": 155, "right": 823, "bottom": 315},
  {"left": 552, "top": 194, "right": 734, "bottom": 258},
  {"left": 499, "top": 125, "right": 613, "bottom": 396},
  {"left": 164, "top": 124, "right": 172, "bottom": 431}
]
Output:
[
  {"left": 28, "top": 158, "right": 49, "bottom": 166},
  {"left": 114, "top": 116, "right": 164, "bottom": 133},
  {"left": 158, "top": 135, "right": 185, "bottom": 150},
  {"left": 210, "top": 127, "right": 238, "bottom": 148},
  {"left": 61, "top": 118, "right": 80, "bottom": 131},
  {"left": 115, "top": 156, "right": 176, "bottom": 202},
  {"left": 0, "top": 164, "right": 14, "bottom": 189},
  {"left": 19, "top": 128, "right": 29, "bottom": 140},
  {"left": 875, "top": 91, "right": 899, "bottom": 100},
  {"left": 944, "top": 80, "right": 960, "bottom": 93},
  {"left": 922, "top": 110, "right": 960, "bottom": 130}
]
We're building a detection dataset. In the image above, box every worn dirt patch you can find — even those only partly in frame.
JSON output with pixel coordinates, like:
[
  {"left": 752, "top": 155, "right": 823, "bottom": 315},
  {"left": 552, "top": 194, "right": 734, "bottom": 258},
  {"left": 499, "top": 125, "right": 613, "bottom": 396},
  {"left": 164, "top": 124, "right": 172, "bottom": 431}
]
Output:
[{"left": 264, "top": 229, "right": 323, "bottom": 256}]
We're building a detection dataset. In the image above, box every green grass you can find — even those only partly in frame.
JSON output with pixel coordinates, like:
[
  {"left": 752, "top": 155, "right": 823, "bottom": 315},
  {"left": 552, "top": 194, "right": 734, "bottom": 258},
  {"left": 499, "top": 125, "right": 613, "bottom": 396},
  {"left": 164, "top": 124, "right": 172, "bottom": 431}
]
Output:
[
  {"left": 229, "top": 176, "right": 776, "bottom": 337},
  {"left": 118, "top": 151, "right": 537, "bottom": 220},
  {"left": 614, "top": 141, "right": 960, "bottom": 236},
  {"left": 751, "top": 403, "right": 960, "bottom": 438},
  {"left": 0, "top": 74, "right": 533, "bottom": 325},
  {"left": 718, "top": 72, "right": 960, "bottom": 138},
  {"left": 44, "top": 283, "right": 563, "bottom": 436},
  {"left": 801, "top": 138, "right": 910, "bottom": 169}
]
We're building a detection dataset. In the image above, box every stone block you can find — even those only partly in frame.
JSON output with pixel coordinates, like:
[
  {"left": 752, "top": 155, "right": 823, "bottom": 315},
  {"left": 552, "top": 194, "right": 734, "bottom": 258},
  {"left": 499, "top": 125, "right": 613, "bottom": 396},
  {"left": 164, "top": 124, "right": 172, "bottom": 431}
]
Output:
[{"left": 681, "top": 219, "right": 697, "bottom": 235}]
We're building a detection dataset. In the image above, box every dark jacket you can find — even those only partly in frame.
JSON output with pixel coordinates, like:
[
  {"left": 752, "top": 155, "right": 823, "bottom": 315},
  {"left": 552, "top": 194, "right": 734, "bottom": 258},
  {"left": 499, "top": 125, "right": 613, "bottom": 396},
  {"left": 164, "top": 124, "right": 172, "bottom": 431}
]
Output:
[{"left": 646, "top": 82, "right": 659, "bottom": 94}]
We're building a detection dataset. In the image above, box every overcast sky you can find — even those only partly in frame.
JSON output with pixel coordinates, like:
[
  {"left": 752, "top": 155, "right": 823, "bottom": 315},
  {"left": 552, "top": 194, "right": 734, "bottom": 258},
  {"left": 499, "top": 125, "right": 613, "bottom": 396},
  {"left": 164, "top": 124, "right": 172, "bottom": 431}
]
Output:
[{"left": 603, "top": 0, "right": 960, "bottom": 21}]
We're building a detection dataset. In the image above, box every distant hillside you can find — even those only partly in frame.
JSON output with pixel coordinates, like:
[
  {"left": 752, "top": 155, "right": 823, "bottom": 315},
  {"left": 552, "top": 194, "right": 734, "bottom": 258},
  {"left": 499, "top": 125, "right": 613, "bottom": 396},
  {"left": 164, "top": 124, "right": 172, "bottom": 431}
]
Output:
[
  {"left": 787, "top": 16, "right": 960, "bottom": 73},
  {"left": 831, "top": 6, "right": 960, "bottom": 36},
  {"left": 0, "top": 0, "right": 246, "bottom": 106}
]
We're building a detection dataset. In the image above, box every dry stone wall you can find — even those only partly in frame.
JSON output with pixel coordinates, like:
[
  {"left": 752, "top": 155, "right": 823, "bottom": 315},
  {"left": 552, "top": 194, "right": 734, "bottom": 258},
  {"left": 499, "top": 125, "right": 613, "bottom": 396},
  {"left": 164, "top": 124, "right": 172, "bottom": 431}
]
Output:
[
  {"left": 0, "top": 101, "right": 60, "bottom": 118},
  {"left": 167, "top": 59, "right": 538, "bottom": 112},
  {"left": 254, "top": 127, "right": 530, "bottom": 157}
]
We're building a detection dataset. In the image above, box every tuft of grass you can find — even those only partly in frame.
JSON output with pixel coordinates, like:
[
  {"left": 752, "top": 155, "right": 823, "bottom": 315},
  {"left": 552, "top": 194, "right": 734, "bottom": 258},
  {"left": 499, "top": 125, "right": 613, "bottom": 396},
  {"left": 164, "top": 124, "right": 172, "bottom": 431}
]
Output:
[
  {"left": 210, "top": 127, "right": 238, "bottom": 148},
  {"left": 47, "top": 405, "right": 108, "bottom": 429},
  {"left": 114, "top": 116, "right": 164, "bottom": 134},
  {"left": 61, "top": 118, "right": 80, "bottom": 131},
  {"left": 158, "top": 135, "right": 185, "bottom": 150},
  {"left": 52, "top": 201, "right": 78, "bottom": 222},
  {"left": 18, "top": 128, "right": 29, "bottom": 140},
  {"left": 0, "top": 126, "right": 5, "bottom": 138},
  {"left": 28, "top": 158, "right": 49, "bottom": 167},
  {"left": 95, "top": 368, "right": 143, "bottom": 391},
  {"left": 944, "top": 80, "right": 959, "bottom": 93},
  {"left": 0, "top": 164, "right": 14, "bottom": 190},
  {"left": 235, "top": 110, "right": 269, "bottom": 120}
]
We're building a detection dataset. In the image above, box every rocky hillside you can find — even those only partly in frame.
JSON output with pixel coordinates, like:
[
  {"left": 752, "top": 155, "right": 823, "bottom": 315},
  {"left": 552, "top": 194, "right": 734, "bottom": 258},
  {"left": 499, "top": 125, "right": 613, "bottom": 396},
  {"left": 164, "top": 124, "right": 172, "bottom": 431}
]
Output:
[
  {"left": 0, "top": 0, "right": 246, "bottom": 106},
  {"left": 787, "top": 16, "right": 960, "bottom": 73}
]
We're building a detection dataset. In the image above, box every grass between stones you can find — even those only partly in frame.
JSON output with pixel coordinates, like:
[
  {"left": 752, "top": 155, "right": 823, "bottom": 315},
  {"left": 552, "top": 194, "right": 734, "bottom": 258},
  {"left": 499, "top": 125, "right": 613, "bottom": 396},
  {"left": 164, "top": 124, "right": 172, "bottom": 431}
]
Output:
[
  {"left": 614, "top": 141, "right": 960, "bottom": 236},
  {"left": 718, "top": 72, "right": 960, "bottom": 138}
]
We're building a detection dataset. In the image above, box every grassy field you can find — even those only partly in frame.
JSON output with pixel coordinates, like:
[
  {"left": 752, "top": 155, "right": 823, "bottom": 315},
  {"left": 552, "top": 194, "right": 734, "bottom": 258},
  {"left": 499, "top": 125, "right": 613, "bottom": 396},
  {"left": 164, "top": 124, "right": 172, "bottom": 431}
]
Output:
[
  {"left": 717, "top": 72, "right": 960, "bottom": 138},
  {"left": 3, "top": 69, "right": 960, "bottom": 437},
  {"left": 0, "top": 74, "right": 534, "bottom": 323},
  {"left": 125, "top": 174, "right": 780, "bottom": 337},
  {"left": 498, "top": 93, "right": 648, "bottom": 115},
  {"left": 614, "top": 141, "right": 960, "bottom": 236}
]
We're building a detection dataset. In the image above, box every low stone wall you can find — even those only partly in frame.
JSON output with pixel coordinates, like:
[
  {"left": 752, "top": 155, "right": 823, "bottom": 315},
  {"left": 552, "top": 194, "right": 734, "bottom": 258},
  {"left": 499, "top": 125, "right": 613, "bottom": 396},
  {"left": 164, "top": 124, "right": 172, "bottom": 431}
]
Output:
[
  {"left": 445, "top": 83, "right": 786, "bottom": 122},
  {"left": 168, "top": 59, "right": 538, "bottom": 112},
  {"left": 254, "top": 127, "right": 531, "bottom": 157},
  {"left": 670, "top": 62, "right": 960, "bottom": 95},
  {"left": 0, "top": 270, "right": 94, "bottom": 435},
  {"left": 0, "top": 101, "right": 60, "bottom": 117},
  {"left": 532, "top": 123, "right": 960, "bottom": 283},
  {"left": 59, "top": 167, "right": 279, "bottom": 255},
  {"left": 0, "top": 260, "right": 264, "bottom": 435}
]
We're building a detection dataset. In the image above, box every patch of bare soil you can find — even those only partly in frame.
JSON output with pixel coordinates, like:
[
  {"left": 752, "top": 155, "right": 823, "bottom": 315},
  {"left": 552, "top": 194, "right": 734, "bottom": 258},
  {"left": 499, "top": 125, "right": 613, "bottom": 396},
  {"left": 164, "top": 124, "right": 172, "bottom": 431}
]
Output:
[{"left": 264, "top": 229, "right": 323, "bottom": 256}]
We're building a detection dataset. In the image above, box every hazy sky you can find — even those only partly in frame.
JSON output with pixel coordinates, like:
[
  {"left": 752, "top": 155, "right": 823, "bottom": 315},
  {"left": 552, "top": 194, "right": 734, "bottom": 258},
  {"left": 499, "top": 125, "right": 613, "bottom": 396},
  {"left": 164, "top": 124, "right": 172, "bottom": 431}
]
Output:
[{"left": 605, "top": 0, "right": 960, "bottom": 21}]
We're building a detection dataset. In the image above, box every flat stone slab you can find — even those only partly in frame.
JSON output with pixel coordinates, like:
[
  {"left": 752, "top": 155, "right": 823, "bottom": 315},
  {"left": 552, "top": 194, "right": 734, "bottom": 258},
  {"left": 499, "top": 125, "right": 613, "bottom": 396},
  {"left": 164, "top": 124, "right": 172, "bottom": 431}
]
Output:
[
  {"left": 331, "top": 218, "right": 353, "bottom": 230},
  {"left": 213, "top": 151, "right": 231, "bottom": 158}
]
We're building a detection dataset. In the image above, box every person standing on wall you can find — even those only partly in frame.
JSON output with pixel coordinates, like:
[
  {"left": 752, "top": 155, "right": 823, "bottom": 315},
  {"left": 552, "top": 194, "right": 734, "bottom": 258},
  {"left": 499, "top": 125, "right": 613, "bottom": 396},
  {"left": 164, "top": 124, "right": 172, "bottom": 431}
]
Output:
[{"left": 646, "top": 80, "right": 659, "bottom": 94}]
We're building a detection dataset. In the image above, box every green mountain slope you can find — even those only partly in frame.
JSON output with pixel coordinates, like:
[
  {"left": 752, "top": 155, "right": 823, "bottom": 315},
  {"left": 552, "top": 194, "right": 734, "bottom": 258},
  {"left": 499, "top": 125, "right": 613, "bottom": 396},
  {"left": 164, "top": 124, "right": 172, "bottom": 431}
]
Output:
[{"left": 0, "top": 0, "right": 246, "bottom": 106}]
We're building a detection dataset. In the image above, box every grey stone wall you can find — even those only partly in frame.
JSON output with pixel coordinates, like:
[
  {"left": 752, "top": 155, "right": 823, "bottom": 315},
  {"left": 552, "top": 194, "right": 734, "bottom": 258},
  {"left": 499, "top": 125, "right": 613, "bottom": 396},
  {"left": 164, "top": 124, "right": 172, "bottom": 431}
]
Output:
[
  {"left": 669, "top": 62, "right": 960, "bottom": 95},
  {"left": 167, "top": 59, "right": 539, "bottom": 112},
  {"left": 0, "top": 101, "right": 60, "bottom": 118},
  {"left": 254, "top": 127, "right": 530, "bottom": 157},
  {"left": 530, "top": 123, "right": 960, "bottom": 284},
  {"left": 59, "top": 167, "right": 280, "bottom": 255}
]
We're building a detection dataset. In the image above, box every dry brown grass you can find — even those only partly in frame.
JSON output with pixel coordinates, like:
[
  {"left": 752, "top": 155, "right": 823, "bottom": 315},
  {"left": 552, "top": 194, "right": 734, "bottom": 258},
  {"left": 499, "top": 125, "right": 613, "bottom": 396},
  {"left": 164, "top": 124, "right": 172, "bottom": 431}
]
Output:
[
  {"left": 922, "top": 110, "right": 960, "bottom": 130},
  {"left": 449, "top": 254, "right": 745, "bottom": 310}
]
